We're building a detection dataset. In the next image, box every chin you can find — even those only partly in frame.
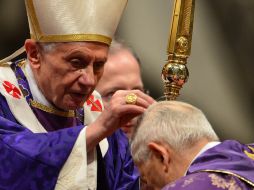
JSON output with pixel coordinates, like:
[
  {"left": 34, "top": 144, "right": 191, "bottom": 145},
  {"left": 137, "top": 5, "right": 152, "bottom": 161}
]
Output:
[
  {"left": 67, "top": 100, "right": 86, "bottom": 110},
  {"left": 55, "top": 95, "right": 87, "bottom": 110}
]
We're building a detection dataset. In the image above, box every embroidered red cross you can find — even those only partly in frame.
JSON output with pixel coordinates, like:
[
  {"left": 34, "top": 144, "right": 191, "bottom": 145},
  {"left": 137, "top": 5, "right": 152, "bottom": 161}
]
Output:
[
  {"left": 2, "top": 81, "right": 21, "bottom": 99},
  {"left": 86, "top": 94, "right": 102, "bottom": 112}
]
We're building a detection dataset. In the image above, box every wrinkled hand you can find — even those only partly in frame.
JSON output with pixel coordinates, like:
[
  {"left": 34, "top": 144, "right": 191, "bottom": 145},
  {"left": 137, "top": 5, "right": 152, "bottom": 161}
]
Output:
[
  {"left": 87, "top": 90, "right": 155, "bottom": 150},
  {"left": 100, "top": 90, "right": 154, "bottom": 136}
]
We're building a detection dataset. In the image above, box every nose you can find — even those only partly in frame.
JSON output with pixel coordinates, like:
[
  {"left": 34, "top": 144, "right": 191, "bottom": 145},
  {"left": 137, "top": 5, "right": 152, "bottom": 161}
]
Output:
[{"left": 78, "top": 66, "right": 95, "bottom": 87}]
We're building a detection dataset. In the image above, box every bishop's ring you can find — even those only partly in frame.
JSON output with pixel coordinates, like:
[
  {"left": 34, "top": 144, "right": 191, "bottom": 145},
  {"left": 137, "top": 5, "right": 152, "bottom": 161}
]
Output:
[{"left": 125, "top": 93, "right": 137, "bottom": 105}]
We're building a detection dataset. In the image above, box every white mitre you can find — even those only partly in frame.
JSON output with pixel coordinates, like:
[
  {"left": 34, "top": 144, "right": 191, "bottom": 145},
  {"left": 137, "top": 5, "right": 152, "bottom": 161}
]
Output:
[
  {"left": 0, "top": 0, "right": 127, "bottom": 64},
  {"left": 25, "top": 0, "right": 127, "bottom": 45}
]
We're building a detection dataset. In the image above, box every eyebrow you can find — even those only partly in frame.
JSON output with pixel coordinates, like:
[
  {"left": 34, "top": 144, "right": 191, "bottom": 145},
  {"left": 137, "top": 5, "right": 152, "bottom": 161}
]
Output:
[
  {"left": 63, "top": 50, "right": 93, "bottom": 60},
  {"left": 95, "top": 57, "right": 107, "bottom": 63},
  {"left": 102, "top": 87, "right": 123, "bottom": 95}
]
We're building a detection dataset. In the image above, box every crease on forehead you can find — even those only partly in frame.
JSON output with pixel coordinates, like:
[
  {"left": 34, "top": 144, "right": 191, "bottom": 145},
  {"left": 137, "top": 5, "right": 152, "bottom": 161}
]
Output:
[
  {"left": 42, "top": 42, "right": 108, "bottom": 62},
  {"left": 40, "top": 41, "right": 108, "bottom": 52}
]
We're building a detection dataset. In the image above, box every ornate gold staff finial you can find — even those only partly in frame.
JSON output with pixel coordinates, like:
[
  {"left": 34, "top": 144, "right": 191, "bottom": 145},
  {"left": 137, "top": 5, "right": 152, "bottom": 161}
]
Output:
[{"left": 162, "top": 0, "right": 195, "bottom": 100}]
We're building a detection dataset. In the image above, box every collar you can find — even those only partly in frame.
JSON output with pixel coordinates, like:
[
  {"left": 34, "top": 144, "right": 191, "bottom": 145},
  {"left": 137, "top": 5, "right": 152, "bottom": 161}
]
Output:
[
  {"left": 24, "top": 60, "right": 53, "bottom": 107},
  {"left": 184, "top": 141, "right": 221, "bottom": 176}
]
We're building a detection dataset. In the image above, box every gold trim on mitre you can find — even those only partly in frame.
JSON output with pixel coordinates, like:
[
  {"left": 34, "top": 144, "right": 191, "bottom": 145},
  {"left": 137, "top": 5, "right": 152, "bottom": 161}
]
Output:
[
  {"left": 30, "top": 33, "right": 112, "bottom": 45},
  {"left": 25, "top": 0, "right": 42, "bottom": 40}
]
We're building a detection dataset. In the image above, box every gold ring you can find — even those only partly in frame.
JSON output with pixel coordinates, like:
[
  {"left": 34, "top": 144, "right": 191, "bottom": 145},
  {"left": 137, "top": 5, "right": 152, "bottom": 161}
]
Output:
[{"left": 125, "top": 93, "right": 137, "bottom": 105}]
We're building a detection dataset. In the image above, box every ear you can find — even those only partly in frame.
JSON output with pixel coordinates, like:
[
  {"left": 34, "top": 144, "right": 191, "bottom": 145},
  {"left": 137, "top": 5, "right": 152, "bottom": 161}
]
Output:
[
  {"left": 24, "top": 39, "right": 41, "bottom": 69},
  {"left": 148, "top": 142, "right": 171, "bottom": 172}
]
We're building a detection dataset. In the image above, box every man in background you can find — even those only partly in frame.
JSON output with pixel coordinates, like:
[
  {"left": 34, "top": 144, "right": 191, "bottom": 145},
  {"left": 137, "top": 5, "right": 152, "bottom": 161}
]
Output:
[
  {"left": 96, "top": 39, "right": 144, "bottom": 139},
  {"left": 131, "top": 101, "right": 254, "bottom": 190}
]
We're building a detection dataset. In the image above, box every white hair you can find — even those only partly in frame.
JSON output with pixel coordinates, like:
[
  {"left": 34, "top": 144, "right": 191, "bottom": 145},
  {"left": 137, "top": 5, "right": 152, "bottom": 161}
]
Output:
[
  {"left": 37, "top": 42, "right": 89, "bottom": 53},
  {"left": 131, "top": 101, "right": 219, "bottom": 163},
  {"left": 37, "top": 40, "right": 137, "bottom": 59},
  {"left": 37, "top": 42, "right": 57, "bottom": 53}
]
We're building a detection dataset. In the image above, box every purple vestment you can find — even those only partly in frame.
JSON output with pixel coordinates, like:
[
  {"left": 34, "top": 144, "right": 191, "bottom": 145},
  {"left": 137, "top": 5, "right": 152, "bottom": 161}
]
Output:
[
  {"left": 162, "top": 140, "right": 254, "bottom": 190},
  {"left": 0, "top": 60, "right": 139, "bottom": 190}
]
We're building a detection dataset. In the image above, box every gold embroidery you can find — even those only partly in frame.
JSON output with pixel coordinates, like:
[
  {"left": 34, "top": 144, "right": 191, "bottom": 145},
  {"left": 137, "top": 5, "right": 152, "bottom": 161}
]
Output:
[
  {"left": 244, "top": 146, "right": 254, "bottom": 160},
  {"left": 201, "top": 170, "right": 254, "bottom": 187},
  {"left": 17, "top": 60, "right": 26, "bottom": 67},
  {"left": 30, "top": 100, "right": 75, "bottom": 117},
  {"left": 167, "top": 182, "right": 176, "bottom": 188},
  {"left": 209, "top": 173, "right": 241, "bottom": 190},
  {"left": 0, "top": 59, "right": 25, "bottom": 67},
  {"left": 182, "top": 178, "right": 194, "bottom": 187},
  {"left": 209, "top": 173, "right": 228, "bottom": 189}
]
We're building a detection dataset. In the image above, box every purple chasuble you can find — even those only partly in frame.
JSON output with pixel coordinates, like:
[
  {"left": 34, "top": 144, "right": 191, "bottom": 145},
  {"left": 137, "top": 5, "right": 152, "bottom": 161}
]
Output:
[
  {"left": 162, "top": 140, "right": 254, "bottom": 190},
  {"left": 104, "top": 130, "right": 140, "bottom": 190}
]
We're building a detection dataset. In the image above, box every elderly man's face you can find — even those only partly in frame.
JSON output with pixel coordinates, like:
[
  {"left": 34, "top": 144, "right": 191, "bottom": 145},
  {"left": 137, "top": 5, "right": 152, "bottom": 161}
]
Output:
[
  {"left": 135, "top": 142, "right": 187, "bottom": 189},
  {"left": 137, "top": 156, "right": 168, "bottom": 190},
  {"left": 27, "top": 41, "right": 108, "bottom": 110},
  {"left": 96, "top": 49, "right": 143, "bottom": 138}
]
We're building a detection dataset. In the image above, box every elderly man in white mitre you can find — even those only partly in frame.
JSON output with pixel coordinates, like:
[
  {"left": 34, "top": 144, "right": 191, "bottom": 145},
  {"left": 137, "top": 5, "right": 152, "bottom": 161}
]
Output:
[{"left": 0, "top": 0, "right": 154, "bottom": 189}]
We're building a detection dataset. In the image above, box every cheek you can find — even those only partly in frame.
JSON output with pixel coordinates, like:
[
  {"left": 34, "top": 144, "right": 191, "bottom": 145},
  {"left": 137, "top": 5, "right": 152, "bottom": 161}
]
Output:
[
  {"left": 101, "top": 100, "right": 109, "bottom": 108},
  {"left": 96, "top": 69, "right": 104, "bottom": 82},
  {"left": 146, "top": 164, "right": 166, "bottom": 188},
  {"left": 39, "top": 62, "right": 64, "bottom": 86},
  {"left": 59, "top": 72, "right": 79, "bottom": 87}
]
